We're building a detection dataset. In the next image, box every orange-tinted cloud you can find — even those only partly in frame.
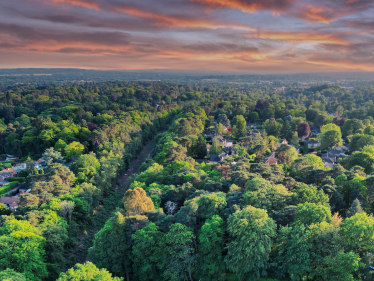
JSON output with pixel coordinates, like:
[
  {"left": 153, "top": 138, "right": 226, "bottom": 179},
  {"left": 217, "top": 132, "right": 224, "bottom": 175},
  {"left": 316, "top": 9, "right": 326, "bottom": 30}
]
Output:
[
  {"left": 191, "top": 0, "right": 293, "bottom": 13},
  {"left": 251, "top": 31, "right": 351, "bottom": 45}
]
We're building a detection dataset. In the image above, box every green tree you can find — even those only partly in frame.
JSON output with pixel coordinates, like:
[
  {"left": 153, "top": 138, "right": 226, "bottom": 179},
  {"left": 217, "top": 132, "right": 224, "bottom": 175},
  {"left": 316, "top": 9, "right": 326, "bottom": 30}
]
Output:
[
  {"left": 342, "top": 119, "right": 364, "bottom": 138},
  {"left": 92, "top": 212, "right": 149, "bottom": 280},
  {"left": 350, "top": 134, "right": 374, "bottom": 151},
  {"left": 71, "top": 152, "right": 100, "bottom": 181},
  {"left": 346, "top": 199, "right": 363, "bottom": 218},
  {"left": 197, "top": 192, "right": 227, "bottom": 219},
  {"left": 210, "top": 136, "right": 222, "bottom": 155},
  {"left": 290, "top": 131, "right": 300, "bottom": 146},
  {"left": 198, "top": 215, "right": 226, "bottom": 281},
  {"left": 42, "top": 147, "right": 65, "bottom": 168},
  {"left": 281, "top": 121, "right": 294, "bottom": 141},
  {"left": 264, "top": 119, "right": 282, "bottom": 137},
  {"left": 250, "top": 112, "right": 259, "bottom": 123},
  {"left": 215, "top": 123, "right": 226, "bottom": 136},
  {"left": 241, "top": 177, "right": 292, "bottom": 212},
  {"left": 313, "top": 251, "right": 363, "bottom": 281},
  {"left": 275, "top": 144, "right": 298, "bottom": 165},
  {"left": 320, "top": 130, "right": 343, "bottom": 150},
  {"left": 160, "top": 223, "right": 196, "bottom": 281},
  {"left": 192, "top": 135, "right": 207, "bottom": 159},
  {"left": 0, "top": 269, "right": 26, "bottom": 281},
  {"left": 64, "top": 141, "right": 84, "bottom": 161},
  {"left": 0, "top": 231, "right": 48, "bottom": 281},
  {"left": 79, "top": 182, "right": 101, "bottom": 209},
  {"left": 131, "top": 222, "right": 163, "bottom": 281},
  {"left": 57, "top": 262, "right": 123, "bottom": 281},
  {"left": 225, "top": 206, "right": 276, "bottom": 280},
  {"left": 340, "top": 212, "right": 374, "bottom": 255},
  {"left": 217, "top": 114, "right": 230, "bottom": 127},
  {"left": 54, "top": 139, "right": 67, "bottom": 153},
  {"left": 232, "top": 115, "right": 247, "bottom": 139},
  {"left": 348, "top": 151, "right": 374, "bottom": 174},
  {"left": 321, "top": 123, "right": 341, "bottom": 134},
  {"left": 293, "top": 202, "right": 331, "bottom": 226}
]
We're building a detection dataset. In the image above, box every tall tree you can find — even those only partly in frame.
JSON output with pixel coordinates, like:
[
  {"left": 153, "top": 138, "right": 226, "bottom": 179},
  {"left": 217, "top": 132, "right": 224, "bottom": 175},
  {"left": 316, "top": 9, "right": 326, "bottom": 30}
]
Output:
[
  {"left": 297, "top": 122, "right": 310, "bottom": 139},
  {"left": 131, "top": 223, "right": 163, "bottom": 281},
  {"left": 210, "top": 136, "right": 222, "bottom": 155},
  {"left": 192, "top": 135, "right": 207, "bottom": 159},
  {"left": 232, "top": 115, "right": 247, "bottom": 139},
  {"left": 160, "top": 223, "right": 196, "bottom": 281},
  {"left": 320, "top": 130, "right": 343, "bottom": 150},
  {"left": 123, "top": 187, "right": 155, "bottom": 216},
  {"left": 275, "top": 144, "right": 298, "bottom": 165},
  {"left": 225, "top": 206, "right": 276, "bottom": 280},
  {"left": 198, "top": 215, "right": 226, "bottom": 281},
  {"left": 217, "top": 114, "right": 230, "bottom": 127},
  {"left": 346, "top": 199, "right": 363, "bottom": 218}
]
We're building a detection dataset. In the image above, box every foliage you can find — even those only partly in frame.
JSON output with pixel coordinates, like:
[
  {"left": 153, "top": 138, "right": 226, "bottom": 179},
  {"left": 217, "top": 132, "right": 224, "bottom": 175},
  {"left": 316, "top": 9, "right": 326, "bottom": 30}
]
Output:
[
  {"left": 225, "top": 206, "right": 276, "bottom": 280},
  {"left": 57, "top": 262, "right": 123, "bottom": 281}
]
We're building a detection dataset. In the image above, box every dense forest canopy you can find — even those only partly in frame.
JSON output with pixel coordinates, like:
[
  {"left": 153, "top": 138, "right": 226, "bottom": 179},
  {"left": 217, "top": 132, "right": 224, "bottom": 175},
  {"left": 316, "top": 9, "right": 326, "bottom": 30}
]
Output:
[{"left": 1, "top": 79, "right": 374, "bottom": 281}]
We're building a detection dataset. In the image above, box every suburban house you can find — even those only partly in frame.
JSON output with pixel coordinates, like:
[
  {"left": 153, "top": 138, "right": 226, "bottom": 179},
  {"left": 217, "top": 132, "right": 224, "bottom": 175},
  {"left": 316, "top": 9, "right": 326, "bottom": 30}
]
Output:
[
  {"left": 0, "top": 196, "right": 19, "bottom": 211},
  {"left": 209, "top": 153, "right": 228, "bottom": 164},
  {"left": 35, "top": 158, "right": 44, "bottom": 170},
  {"left": 216, "top": 135, "right": 227, "bottom": 146},
  {"left": 322, "top": 156, "right": 335, "bottom": 169},
  {"left": 0, "top": 168, "right": 17, "bottom": 181},
  {"left": 264, "top": 151, "right": 278, "bottom": 165},
  {"left": 5, "top": 155, "right": 19, "bottom": 162},
  {"left": 279, "top": 139, "right": 288, "bottom": 145},
  {"left": 13, "top": 163, "right": 27, "bottom": 171},
  {"left": 222, "top": 146, "right": 234, "bottom": 154},
  {"left": 310, "top": 126, "right": 321, "bottom": 136},
  {"left": 307, "top": 140, "right": 321, "bottom": 148},
  {"left": 247, "top": 129, "right": 262, "bottom": 138},
  {"left": 321, "top": 145, "right": 350, "bottom": 168},
  {"left": 247, "top": 123, "right": 256, "bottom": 128}
]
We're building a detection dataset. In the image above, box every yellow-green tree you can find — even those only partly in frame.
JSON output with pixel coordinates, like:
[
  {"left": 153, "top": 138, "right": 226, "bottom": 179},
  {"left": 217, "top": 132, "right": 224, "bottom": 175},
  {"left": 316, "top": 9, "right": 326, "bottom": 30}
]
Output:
[
  {"left": 64, "top": 141, "right": 84, "bottom": 161},
  {"left": 123, "top": 187, "right": 155, "bottom": 216}
]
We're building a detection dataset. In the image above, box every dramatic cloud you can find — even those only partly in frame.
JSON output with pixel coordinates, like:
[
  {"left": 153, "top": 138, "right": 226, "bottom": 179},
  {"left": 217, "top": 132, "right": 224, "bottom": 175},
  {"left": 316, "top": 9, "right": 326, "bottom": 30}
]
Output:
[{"left": 0, "top": 0, "right": 373, "bottom": 71}]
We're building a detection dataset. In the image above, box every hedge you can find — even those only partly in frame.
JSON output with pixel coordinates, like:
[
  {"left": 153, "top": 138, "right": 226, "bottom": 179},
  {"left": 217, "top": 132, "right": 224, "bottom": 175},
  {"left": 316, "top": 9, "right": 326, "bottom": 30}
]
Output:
[
  {"left": 0, "top": 161, "right": 12, "bottom": 168},
  {"left": 0, "top": 181, "right": 20, "bottom": 195},
  {"left": 7, "top": 177, "right": 25, "bottom": 183}
]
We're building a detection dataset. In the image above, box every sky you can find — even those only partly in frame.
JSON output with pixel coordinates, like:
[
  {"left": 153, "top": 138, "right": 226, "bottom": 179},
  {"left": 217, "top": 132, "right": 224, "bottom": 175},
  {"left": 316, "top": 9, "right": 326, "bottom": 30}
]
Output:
[{"left": 0, "top": 0, "right": 374, "bottom": 72}]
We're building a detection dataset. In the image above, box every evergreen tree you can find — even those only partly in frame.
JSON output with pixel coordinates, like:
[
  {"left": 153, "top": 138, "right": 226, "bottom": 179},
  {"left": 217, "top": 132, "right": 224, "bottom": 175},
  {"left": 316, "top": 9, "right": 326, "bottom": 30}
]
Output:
[
  {"left": 281, "top": 121, "right": 293, "bottom": 140},
  {"left": 290, "top": 131, "right": 300, "bottom": 146},
  {"left": 346, "top": 199, "right": 363, "bottom": 218},
  {"left": 193, "top": 135, "right": 207, "bottom": 159},
  {"left": 210, "top": 136, "right": 222, "bottom": 155},
  {"left": 232, "top": 115, "right": 247, "bottom": 139},
  {"left": 217, "top": 114, "right": 230, "bottom": 127}
]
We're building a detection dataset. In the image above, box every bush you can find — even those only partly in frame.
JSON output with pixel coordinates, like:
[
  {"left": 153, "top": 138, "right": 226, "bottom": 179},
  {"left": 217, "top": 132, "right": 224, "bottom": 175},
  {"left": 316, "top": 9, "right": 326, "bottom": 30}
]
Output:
[
  {"left": 7, "top": 177, "right": 25, "bottom": 183},
  {"left": 0, "top": 182, "right": 19, "bottom": 195},
  {"left": 0, "top": 161, "right": 12, "bottom": 168},
  {"left": 0, "top": 185, "right": 11, "bottom": 195},
  {"left": 18, "top": 170, "right": 29, "bottom": 177}
]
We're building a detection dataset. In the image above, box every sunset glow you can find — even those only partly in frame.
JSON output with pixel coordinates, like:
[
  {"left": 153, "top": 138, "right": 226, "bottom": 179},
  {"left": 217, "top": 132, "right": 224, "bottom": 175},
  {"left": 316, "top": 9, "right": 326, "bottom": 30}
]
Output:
[{"left": 1, "top": 0, "right": 374, "bottom": 71}]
